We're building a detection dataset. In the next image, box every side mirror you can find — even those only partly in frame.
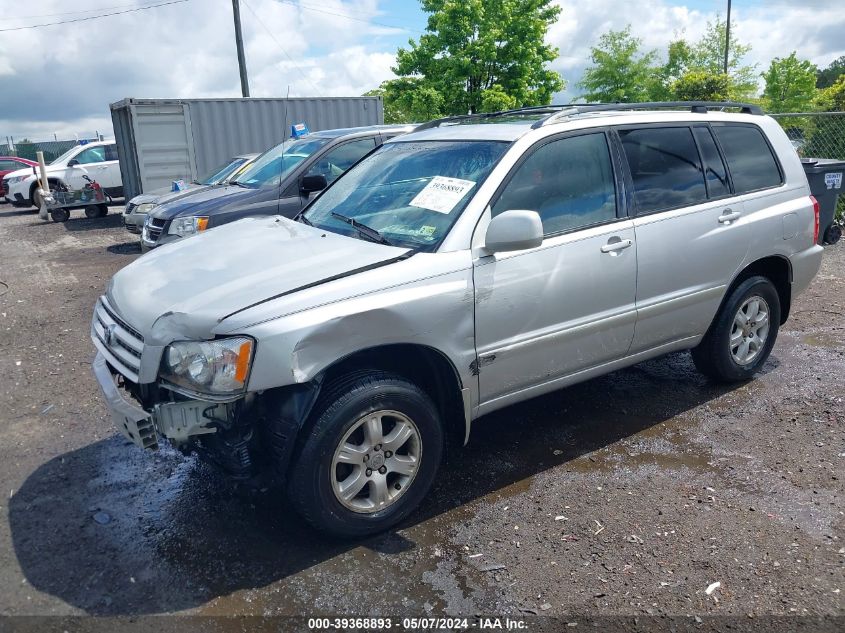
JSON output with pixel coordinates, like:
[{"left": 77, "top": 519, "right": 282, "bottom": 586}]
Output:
[
  {"left": 300, "top": 173, "right": 327, "bottom": 195},
  {"left": 484, "top": 210, "right": 543, "bottom": 253},
  {"left": 67, "top": 159, "right": 80, "bottom": 167}
]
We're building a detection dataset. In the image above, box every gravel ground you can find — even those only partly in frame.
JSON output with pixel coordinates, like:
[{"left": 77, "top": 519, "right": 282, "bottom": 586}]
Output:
[{"left": 0, "top": 202, "right": 842, "bottom": 627}]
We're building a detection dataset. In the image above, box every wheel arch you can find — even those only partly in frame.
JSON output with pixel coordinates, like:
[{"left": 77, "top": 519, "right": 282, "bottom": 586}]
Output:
[
  {"left": 727, "top": 255, "right": 792, "bottom": 324},
  {"left": 317, "top": 343, "right": 468, "bottom": 449},
  {"left": 260, "top": 343, "right": 469, "bottom": 485},
  {"left": 28, "top": 177, "right": 65, "bottom": 203}
]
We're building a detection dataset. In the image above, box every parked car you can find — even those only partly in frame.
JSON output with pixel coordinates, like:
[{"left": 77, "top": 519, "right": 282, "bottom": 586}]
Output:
[
  {"left": 3, "top": 140, "right": 122, "bottom": 209},
  {"left": 0, "top": 156, "right": 38, "bottom": 198},
  {"left": 92, "top": 102, "right": 823, "bottom": 538},
  {"left": 140, "top": 125, "right": 413, "bottom": 250},
  {"left": 124, "top": 153, "right": 258, "bottom": 234}
]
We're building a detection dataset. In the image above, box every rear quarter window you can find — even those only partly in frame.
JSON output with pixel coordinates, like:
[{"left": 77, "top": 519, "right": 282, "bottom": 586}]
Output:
[{"left": 712, "top": 124, "right": 782, "bottom": 193}]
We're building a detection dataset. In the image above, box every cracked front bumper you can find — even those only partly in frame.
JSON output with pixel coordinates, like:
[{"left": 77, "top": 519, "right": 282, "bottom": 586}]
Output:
[{"left": 93, "top": 352, "right": 158, "bottom": 449}]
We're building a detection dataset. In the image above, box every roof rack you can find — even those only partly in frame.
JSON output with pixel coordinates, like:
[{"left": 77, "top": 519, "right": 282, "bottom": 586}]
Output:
[
  {"left": 413, "top": 101, "right": 763, "bottom": 132},
  {"left": 531, "top": 101, "right": 763, "bottom": 128},
  {"left": 412, "top": 104, "right": 565, "bottom": 132}
]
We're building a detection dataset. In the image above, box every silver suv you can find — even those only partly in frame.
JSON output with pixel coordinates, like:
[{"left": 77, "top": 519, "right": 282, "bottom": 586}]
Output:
[{"left": 92, "top": 102, "right": 823, "bottom": 537}]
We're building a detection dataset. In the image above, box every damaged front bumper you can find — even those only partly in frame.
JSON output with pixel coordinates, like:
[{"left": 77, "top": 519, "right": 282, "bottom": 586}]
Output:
[{"left": 92, "top": 352, "right": 224, "bottom": 451}]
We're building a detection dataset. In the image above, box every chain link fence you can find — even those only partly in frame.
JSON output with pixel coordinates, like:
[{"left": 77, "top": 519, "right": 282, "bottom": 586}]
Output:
[
  {"left": 772, "top": 112, "right": 845, "bottom": 223},
  {"left": 1, "top": 137, "right": 99, "bottom": 163}
]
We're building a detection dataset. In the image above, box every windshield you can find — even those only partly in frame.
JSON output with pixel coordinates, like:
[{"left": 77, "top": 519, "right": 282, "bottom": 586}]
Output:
[
  {"left": 302, "top": 140, "right": 509, "bottom": 250},
  {"left": 234, "top": 137, "right": 329, "bottom": 188},
  {"left": 49, "top": 145, "right": 82, "bottom": 166},
  {"left": 197, "top": 156, "right": 248, "bottom": 185}
]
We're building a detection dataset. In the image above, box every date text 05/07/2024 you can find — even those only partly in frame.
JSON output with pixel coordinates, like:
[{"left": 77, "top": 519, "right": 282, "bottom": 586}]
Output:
[{"left": 307, "top": 617, "right": 528, "bottom": 630}]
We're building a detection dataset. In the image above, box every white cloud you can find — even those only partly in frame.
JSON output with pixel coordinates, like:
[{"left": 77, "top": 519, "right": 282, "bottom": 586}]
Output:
[
  {"left": 1, "top": 0, "right": 844, "bottom": 141},
  {"left": 546, "top": 0, "right": 845, "bottom": 101},
  {"left": 0, "top": 0, "right": 401, "bottom": 140}
]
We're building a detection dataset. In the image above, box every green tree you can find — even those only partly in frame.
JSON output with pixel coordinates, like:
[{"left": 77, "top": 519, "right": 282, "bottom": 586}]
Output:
[
  {"left": 671, "top": 70, "right": 730, "bottom": 101},
  {"left": 815, "top": 74, "right": 845, "bottom": 112},
  {"left": 761, "top": 52, "right": 817, "bottom": 113},
  {"left": 578, "top": 26, "right": 657, "bottom": 102},
  {"left": 480, "top": 84, "right": 517, "bottom": 112},
  {"left": 365, "top": 78, "right": 445, "bottom": 123},
  {"left": 646, "top": 38, "right": 694, "bottom": 101},
  {"left": 689, "top": 15, "right": 757, "bottom": 98},
  {"left": 816, "top": 56, "right": 845, "bottom": 89},
  {"left": 390, "top": 0, "right": 564, "bottom": 116}
]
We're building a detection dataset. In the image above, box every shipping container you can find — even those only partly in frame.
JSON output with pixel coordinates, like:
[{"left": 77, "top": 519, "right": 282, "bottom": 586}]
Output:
[{"left": 110, "top": 97, "right": 384, "bottom": 200}]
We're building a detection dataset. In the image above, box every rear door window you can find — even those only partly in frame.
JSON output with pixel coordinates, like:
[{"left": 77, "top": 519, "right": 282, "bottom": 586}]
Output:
[
  {"left": 712, "top": 124, "right": 782, "bottom": 193},
  {"left": 693, "top": 126, "right": 730, "bottom": 198},
  {"left": 619, "top": 126, "right": 707, "bottom": 214}
]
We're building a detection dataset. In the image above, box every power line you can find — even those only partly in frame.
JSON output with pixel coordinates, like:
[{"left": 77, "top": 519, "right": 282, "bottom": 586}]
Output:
[
  {"left": 0, "top": 0, "right": 190, "bottom": 33},
  {"left": 276, "top": 0, "right": 426, "bottom": 35},
  {"left": 6, "top": 1, "right": 168, "bottom": 22},
  {"left": 241, "top": 0, "right": 324, "bottom": 97}
]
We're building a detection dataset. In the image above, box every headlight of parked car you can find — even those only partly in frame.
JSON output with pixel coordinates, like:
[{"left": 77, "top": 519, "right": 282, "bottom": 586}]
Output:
[
  {"left": 7, "top": 175, "right": 29, "bottom": 185},
  {"left": 160, "top": 337, "right": 254, "bottom": 397},
  {"left": 168, "top": 215, "right": 209, "bottom": 237},
  {"left": 135, "top": 203, "right": 157, "bottom": 214}
]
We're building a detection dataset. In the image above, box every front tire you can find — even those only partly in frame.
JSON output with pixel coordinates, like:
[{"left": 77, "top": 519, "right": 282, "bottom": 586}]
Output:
[
  {"left": 692, "top": 276, "right": 780, "bottom": 382},
  {"left": 286, "top": 371, "right": 444, "bottom": 538}
]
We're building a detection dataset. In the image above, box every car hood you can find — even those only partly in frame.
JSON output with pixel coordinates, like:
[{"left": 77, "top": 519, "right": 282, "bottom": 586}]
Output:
[
  {"left": 106, "top": 216, "right": 410, "bottom": 344},
  {"left": 129, "top": 184, "right": 211, "bottom": 207},
  {"left": 3, "top": 167, "right": 36, "bottom": 180},
  {"left": 148, "top": 184, "right": 270, "bottom": 220}
]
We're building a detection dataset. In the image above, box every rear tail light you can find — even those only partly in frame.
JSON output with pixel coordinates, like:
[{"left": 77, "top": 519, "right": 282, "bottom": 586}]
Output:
[{"left": 810, "top": 195, "right": 820, "bottom": 244}]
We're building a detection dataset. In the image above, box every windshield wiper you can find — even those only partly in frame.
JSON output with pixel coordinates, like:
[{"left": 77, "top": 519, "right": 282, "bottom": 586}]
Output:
[
  {"left": 228, "top": 180, "right": 250, "bottom": 188},
  {"left": 330, "top": 212, "right": 393, "bottom": 246}
]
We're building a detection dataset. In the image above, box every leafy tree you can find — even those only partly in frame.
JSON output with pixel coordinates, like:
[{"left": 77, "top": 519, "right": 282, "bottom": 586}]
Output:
[
  {"left": 761, "top": 52, "right": 817, "bottom": 113},
  {"left": 480, "top": 84, "right": 517, "bottom": 112},
  {"left": 645, "top": 38, "right": 694, "bottom": 101},
  {"left": 689, "top": 15, "right": 757, "bottom": 98},
  {"left": 390, "top": 0, "right": 564, "bottom": 116},
  {"left": 816, "top": 56, "right": 845, "bottom": 89},
  {"left": 815, "top": 74, "right": 845, "bottom": 112},
  {"left": 578, "top": 26, "right": 657, "bottom": 102},
  {"left": 671, "top": 71, "right": 730, "bottom": 101},
  {"left": 365, "top": 78, "right": 445, "bottom": 123}
]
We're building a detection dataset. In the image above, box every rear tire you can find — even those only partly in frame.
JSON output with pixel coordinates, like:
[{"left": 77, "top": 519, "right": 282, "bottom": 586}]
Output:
[
  {"left": 285, "top": 371, "right": 444, "bottom": 538},
  {"left": 691, "top": 276, "right": 780, "bottom": 382}
]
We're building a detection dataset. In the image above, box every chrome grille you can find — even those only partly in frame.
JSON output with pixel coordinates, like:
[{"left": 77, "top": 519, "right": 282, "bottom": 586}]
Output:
[
  {"left": 124, "top": 202, "right": 137, "bottom": 215},
  {"left": 92, "top": 296, "right": 144, "bottom": 382},
  {"left": 143, "top": 217, "right": 166, "bottom": 243}
]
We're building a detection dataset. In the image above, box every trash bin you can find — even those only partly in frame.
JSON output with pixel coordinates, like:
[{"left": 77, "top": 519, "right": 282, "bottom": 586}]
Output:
[{"left": 801, "top": 157, "right": 844, "bottom": 245}]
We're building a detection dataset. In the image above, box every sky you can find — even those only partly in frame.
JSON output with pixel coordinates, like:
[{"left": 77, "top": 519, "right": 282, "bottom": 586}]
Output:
[{"left": 1, "top": 0, "right": 843, "bottom": 141}]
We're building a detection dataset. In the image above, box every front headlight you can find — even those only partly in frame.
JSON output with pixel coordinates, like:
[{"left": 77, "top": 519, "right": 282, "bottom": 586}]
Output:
[
  {"left": 136, "top": 203, "right": 156, "bottom": 214},
  {"left": 168, "top": 215, "right": 209, "bottom": 237},
  {"left": 7, "top": 175, "right": 28, "bottom": 185},
  {"left": 160, "top": 336, "right": 254, "bottom": 397}
]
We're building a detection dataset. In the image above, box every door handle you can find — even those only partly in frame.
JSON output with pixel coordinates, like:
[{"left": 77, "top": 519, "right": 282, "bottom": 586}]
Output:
[
  {"left": 600, "top": 238, "right": 633, "bottom": 253},
  {"left": 718, "top": 209, "right": 741, "bottom": 224}
]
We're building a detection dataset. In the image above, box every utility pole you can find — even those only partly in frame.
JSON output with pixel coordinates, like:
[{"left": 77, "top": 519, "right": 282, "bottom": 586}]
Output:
[
  {"left": 724, "top": 0, "right": 732, "bottom": 76},
  {"left": 231, "top": 0, "right": 250, "bottom": 97}
]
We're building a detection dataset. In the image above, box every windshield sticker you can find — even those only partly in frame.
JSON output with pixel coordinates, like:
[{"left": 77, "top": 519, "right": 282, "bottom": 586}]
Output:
[
  {"left": 419, "top": 225, "right": 436, "bottom": 236},
  {"left": 410, "top": 176, "right": 476, "bottom": 214}
]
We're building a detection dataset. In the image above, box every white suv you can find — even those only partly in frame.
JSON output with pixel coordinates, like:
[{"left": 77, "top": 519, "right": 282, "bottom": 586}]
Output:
[
  {"left": 91, "top": 102, "right": 823, "bottom": 537},
  {"left": 3, "top": 140, "right": 122, "bottom": 208}
]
